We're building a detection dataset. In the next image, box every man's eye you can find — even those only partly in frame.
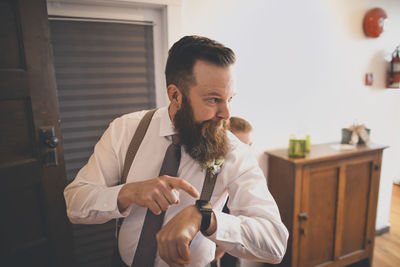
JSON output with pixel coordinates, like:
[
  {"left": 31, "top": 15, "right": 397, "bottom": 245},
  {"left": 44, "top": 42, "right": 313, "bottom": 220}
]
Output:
[{"left": 207, "top": 98, "right": 218, "bottom": 103}]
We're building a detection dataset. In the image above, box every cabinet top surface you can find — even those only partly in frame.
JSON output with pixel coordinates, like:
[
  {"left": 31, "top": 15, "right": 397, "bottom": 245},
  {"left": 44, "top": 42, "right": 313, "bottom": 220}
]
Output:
[{"left": 265, "top": 143, "right": 387, "bottom": 164}]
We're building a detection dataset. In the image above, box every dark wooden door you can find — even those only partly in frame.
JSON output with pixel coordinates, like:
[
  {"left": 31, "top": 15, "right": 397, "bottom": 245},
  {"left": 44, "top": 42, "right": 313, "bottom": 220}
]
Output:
[{"left": 0, "top": 0, "right": 73, "bottom": 266}]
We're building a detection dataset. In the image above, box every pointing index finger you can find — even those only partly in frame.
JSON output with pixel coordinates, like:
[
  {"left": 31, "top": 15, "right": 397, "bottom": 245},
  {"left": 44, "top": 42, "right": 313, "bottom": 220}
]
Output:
[{"left": 166, "top": 177, "right": 200, "bottom": 198}]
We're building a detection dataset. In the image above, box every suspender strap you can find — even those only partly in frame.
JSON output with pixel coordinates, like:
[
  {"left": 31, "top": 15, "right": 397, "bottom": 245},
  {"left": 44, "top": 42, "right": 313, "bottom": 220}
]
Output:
[
  {"left": 199, "top": 169, "right": 220, "bottom": 201},
  {"left": 116, "top": 108, "right": 157, "bottom": 236},
  {"left": 120, "top": 108, "right": 158, "bottom": 185}
]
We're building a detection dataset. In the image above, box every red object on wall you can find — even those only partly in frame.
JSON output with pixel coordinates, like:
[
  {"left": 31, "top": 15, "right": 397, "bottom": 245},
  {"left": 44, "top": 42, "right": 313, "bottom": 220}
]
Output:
[
  {"left": 365, "top": 73, "right": 373, "bottom": 86},
  {"left": 388, "top": 47, "right": 400, "bottom": 88},
  {"left": 363, "top": 7, "right": 387, "bottom": 38}
]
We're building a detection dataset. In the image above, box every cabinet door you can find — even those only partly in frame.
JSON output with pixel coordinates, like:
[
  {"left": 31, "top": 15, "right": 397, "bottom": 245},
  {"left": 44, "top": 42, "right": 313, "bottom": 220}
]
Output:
[
  {"left": 298, "top": 164, "right": 340, "bottom": 267},
  {"left": 297, "top": 154, "right": 380, "bottom": 267},
  {"left": 340, "top": 156, "right": 378, "bottom": 263}
]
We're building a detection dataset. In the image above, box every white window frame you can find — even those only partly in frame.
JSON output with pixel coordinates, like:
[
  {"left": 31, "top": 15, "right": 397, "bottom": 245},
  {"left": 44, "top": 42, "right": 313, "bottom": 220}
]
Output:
[{"left": 46, "top": 0, "right": 182, "bottom": 107}]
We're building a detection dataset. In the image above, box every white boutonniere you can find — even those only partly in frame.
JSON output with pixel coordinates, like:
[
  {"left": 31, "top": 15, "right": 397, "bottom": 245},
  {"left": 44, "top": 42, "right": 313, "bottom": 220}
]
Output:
[{"left": 206, "top": 157, "right": 224, "bottom": 176}]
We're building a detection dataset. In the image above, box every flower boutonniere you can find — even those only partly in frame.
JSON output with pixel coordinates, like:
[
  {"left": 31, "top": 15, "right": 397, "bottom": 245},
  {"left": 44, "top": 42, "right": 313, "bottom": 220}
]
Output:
[{"left": 206, "top": 157, "right": 224, "bottom": 176}]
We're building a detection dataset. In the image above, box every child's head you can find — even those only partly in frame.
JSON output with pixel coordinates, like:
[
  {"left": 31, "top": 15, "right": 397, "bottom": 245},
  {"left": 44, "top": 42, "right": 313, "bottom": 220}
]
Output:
[{"left": 229, "top": 117, "right": 253, "bottom": 145}]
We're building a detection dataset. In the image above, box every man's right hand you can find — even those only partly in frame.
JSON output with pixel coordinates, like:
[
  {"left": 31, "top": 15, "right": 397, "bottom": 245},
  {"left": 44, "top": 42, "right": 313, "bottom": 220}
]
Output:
[{"left": 117, "top": 175, "right": 199, "bottom": 214}]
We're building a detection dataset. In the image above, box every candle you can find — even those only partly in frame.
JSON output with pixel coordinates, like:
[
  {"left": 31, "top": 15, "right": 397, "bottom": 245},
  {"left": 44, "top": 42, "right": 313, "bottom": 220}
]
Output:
[{"left": 288, "top": 138, "right": 306, "bottom": 158}]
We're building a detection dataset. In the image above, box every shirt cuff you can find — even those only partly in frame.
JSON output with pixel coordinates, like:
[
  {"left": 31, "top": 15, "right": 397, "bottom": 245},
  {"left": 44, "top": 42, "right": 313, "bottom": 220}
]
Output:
[
  {"left": 93, "top": 184, "right": 132, "bottom": 218},
  {"left": 206, "top": 210, "right": 243, "bottom": 251}
]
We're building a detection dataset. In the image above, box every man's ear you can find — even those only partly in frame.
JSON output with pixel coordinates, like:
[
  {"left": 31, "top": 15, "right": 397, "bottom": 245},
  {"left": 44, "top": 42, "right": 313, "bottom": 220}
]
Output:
[{"left": 167, "top": 84, "right": 182, "bottom": 109}]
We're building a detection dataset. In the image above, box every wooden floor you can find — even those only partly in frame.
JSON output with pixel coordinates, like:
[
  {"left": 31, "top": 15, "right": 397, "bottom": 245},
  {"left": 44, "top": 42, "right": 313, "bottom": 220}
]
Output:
[{"left": 372, "top": 184, "right": 400, "bottom": 267}]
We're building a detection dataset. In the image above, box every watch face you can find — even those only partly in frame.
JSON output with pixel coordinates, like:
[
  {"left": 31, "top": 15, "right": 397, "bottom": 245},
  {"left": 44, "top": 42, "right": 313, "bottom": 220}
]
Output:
[
  {"left": 202, "top": 202, "right": 213, "bottom": 210},
  {"left": 198, "top": 202, "right": 212, "bottom": 233},
  {"left": 196, "top": 200, "right": 212, "bottom": 210}
]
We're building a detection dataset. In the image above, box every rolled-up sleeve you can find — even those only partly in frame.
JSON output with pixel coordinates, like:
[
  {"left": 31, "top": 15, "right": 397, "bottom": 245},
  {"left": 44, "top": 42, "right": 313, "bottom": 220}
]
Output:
[{"left": 64, "top": 117, "right": 132, "bottom": 224}]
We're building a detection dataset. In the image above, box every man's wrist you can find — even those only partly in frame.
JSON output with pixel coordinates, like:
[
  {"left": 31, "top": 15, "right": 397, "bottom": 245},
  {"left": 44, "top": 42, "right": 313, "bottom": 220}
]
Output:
[
  {"left": 117, "top": 184, "right": 133, "bottom": 212},
  {"left": 203, "top": 212, "right": 216, "bottom": 236},
  {"left": 195, "top": 200, "right": 217, "bottom": 236}
]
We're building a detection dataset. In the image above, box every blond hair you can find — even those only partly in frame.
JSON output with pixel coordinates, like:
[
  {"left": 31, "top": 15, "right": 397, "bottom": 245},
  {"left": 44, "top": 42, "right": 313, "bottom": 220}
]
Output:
[{"left": 229, "top": 116, "right": 253, "bottom": 133}]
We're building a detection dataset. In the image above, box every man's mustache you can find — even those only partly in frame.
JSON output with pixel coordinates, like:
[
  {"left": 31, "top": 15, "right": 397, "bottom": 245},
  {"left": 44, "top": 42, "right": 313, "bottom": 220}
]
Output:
[{"left": 199, "top": 119, "right": 227, "bottom": 136}]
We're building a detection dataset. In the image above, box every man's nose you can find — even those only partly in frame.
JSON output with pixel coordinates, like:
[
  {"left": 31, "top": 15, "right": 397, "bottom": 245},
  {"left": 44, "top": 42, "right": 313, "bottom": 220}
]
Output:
[{"left": 217, "top": 102, "right": 230, "bottom": 120}]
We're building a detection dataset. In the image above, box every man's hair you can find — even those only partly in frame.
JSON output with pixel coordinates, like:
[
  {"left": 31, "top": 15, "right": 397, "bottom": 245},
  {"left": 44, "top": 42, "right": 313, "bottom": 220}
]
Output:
[
  {"left": 229, "top": 116, "right": 253, "bottom": 133},
  {"left": 165, "top": 35, "right": 236, "bottom": 95}
]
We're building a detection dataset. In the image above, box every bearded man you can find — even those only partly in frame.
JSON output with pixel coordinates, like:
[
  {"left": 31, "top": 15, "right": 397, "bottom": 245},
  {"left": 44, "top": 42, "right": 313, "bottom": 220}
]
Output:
[{"left": 64, "top": 35, "right": 288, "bottom": 267}]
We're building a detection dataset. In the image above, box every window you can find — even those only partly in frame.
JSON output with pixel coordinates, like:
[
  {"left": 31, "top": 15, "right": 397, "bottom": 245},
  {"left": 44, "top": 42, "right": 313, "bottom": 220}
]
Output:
[
  {"left": 50, "top": 18, "right": 156, "bottom": 182},
  {"left": 49, "top": 17, "right": 156, "bottom": 267}
]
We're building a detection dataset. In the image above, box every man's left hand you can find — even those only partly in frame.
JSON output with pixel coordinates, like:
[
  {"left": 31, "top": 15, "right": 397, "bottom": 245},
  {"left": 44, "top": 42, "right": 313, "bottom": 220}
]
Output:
[{"left": 155, "top": 205, "right": 205, "bottom": 266}]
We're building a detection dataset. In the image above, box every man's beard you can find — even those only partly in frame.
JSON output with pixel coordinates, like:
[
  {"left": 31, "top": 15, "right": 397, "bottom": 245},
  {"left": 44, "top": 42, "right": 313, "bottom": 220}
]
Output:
[{"left": 173, "top": 95, "right": 230, "bottom": 168}]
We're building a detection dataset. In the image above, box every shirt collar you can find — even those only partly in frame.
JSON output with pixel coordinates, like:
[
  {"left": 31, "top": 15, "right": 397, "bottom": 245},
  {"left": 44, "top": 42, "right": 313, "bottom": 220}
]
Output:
[{"left": 159, "top": 106, "right": 177, "bottom": 137}]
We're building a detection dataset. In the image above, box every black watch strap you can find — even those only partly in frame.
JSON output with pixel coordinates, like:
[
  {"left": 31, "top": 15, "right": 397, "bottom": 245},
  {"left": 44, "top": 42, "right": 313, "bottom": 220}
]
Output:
[{"left": 196, "top": 200, "right": 213, "bottom": 233}]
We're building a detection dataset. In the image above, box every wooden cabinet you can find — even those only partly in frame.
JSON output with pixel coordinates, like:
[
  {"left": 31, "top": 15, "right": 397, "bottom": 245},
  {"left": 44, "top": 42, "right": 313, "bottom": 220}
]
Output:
[{"left": 265, "top": 143, "right": 386, "bottom": 267}]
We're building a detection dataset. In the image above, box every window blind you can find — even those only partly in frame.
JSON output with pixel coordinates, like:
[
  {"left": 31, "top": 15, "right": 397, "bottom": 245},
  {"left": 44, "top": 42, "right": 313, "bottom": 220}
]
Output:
[
  {"left": 49, "top": 18, "right": 156, "bottom": 267},
  {"left": 49, "top": 18, "right": 156, "bottom": 182}
]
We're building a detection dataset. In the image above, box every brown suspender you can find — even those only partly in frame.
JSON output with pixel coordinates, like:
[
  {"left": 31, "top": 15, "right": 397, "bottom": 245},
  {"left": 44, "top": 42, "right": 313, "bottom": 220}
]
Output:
[
  {"left": 116, "top": 108, "right": 157, "bottom": 236},
  {"left": 120, "top": 108, "right": 158, "bottom": 185}
]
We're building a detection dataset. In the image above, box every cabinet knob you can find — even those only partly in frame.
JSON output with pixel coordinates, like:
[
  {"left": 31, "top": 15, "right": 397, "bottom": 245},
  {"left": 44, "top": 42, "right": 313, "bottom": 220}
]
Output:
[
  {"left": 298, "top": 212, "right": 308, "bottom": 221},
  {"left": 374, "top": 164, "right": 380, "bottom": 171}
]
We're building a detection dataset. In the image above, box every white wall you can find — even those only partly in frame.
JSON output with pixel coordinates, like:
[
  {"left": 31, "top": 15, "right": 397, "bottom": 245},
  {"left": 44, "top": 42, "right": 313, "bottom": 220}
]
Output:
[{"left": 180, "top": 0, "right": 400, "bottom": 233}]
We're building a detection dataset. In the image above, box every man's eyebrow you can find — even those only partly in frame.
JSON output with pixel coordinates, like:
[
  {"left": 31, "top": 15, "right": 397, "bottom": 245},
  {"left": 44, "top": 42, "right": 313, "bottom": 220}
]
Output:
[
  {"left": 202, "top": 91, "right": 236, "bottom": 97},
  {"left": 202, "top": 91, "right": 222, "bottom": 97}
]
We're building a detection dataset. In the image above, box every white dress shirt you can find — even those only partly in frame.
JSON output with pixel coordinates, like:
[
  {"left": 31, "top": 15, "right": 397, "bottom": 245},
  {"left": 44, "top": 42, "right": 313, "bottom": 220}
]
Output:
[{"left": 64, "top": 107, "right": 288, "bottom": 267}]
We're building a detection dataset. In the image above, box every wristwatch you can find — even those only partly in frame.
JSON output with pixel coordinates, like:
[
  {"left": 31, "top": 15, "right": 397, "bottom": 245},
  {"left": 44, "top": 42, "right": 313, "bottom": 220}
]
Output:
[{"left": 195, "top": 200, "right": 213, "bottom": 233}]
